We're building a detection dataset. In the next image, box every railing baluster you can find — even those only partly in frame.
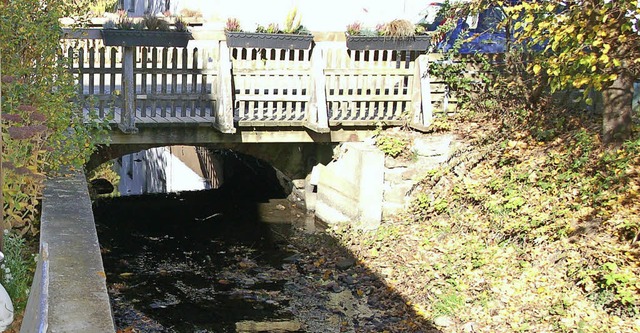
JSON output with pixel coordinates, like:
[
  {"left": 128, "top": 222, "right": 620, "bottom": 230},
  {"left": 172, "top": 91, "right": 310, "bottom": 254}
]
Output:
[
  {"left": 88, "top": 47, "right": 95, "bottom": 109},
  {"left": 150, "top": 47, "right": 158, "bottom": 118},
  {"left": 161, "top": 48, "right": 168, "bottom": 118},
  {"left": 77, "top": 47, "right": 86, "bottom": 118},
  {"left": 140, "top": 47, "right": 148, "bottom": 118},
  {"left": 109, "top": 48, "right": 117, "bottom": 121},
  {"left": 191, "top": 48, "right": 198, "bottom": 117},
  {"left": 181, "top": 47, "right": 188, "bottom": 117},
  {"left": 201, "top": 48, "right": 210, "bottom": 117},
  {"left": 98, "top": 48, "right": 106, "bottom": 118},
  {"left": 170, "top": 48, "right": 178, "bottom": 117}
]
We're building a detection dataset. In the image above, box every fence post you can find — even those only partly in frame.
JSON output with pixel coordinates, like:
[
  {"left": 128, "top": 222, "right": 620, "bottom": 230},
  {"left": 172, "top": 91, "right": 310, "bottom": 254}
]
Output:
[
  {"left": 306, "top": 44, "right": 330, "bottom": 133},
  {"left": 411, "top": 54, "right": 433, "bottom": 128},
  {"left": 216, "top": 41, "right": 236, "bottom": 134},
  {"left": 119, "top": 46, "right": 138, "bottom": 133}
]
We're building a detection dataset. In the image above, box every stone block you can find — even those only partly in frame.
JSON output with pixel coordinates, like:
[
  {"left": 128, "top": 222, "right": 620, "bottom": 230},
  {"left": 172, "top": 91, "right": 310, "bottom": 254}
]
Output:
[
  {"left": 413, "top": 134, "right": 453, "bottom": 158},
  {"left": 384, "top": 167, "right": 407, "bottom": 183},
  {"left": 383, "top": 182, "right": 413, "bottom": 204},
  {"left": 382, "top": 202, "right": 406, "bottom": 219},
  {"left": 292, "top": 179, "right": 305, "bottom": 189},
  {"left": 313, "top": 142, "right": 384, "bottom": 230}
]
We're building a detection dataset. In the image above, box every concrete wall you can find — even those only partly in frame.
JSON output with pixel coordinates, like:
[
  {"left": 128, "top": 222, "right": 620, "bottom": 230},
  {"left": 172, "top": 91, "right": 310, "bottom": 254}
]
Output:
[
  {"left": 307, "top": 134, "right": 455, "bottom": 229},
  {"left": 21, "top": 172, "right": 115, "bottom": 333},
  {"left": 311, "top": 142, "right": 384, "bottom": 230}
]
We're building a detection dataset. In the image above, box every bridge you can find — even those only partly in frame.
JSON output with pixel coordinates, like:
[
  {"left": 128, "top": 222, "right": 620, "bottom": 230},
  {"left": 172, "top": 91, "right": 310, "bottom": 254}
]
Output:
[
  {"left": 62, "top": 28, "right": 447, "bottom": 149},
  {"left": 19, "top": 28, "right": 456, "bottom": 332}
]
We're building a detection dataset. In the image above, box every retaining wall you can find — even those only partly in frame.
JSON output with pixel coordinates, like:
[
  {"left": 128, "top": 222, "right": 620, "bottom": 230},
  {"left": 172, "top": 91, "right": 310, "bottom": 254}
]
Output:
[
  {"left": 21, "top": 172, "right": 115, "bottom": 333},
  {"left": 311, "top": 142, "right": 385, "bottom": 230}
]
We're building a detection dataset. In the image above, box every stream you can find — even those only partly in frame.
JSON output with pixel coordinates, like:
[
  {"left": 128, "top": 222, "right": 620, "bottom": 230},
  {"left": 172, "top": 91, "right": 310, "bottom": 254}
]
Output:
[
  {"left": 93, "top": 190, "right": 307, "bottom": 332},
  {"left": 92, "top": 147, "right": 437, "bottom": 333}
]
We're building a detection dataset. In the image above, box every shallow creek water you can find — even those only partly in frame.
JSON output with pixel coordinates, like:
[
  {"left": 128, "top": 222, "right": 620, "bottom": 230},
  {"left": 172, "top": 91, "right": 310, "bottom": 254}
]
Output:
[{"left": 93, "top": 190, "right": 307, "bottom": 332}]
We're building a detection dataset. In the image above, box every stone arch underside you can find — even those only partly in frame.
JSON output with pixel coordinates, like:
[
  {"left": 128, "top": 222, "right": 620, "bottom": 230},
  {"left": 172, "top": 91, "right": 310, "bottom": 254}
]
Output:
[{"left": 87, "top": 142, "right": 336, "bottom": 190}]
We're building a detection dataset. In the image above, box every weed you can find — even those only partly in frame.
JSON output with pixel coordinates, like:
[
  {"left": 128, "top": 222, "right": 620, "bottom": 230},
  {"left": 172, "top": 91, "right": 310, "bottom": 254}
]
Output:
[
  {"left": 375, "top": 135, "right": 407, "bottom": 158},
  {"left": 143, "top": 15, "right": 170, "bottom": 31},
  {"left": 173, "top": 16, "right": 189, "bottom": 32},
  {"left": 89, "top": 0, "right": 118, "bottom": 17},
  {"left": 115, "top": 16, "right": 136, "bottom": 30},
  {"left": 346, "top": 22, "right": 362, "bottom": 36},
  {"left": 283, "top": 7, "right": 302, "bottom": 34},
  {"left": 1, "top": 231, "right": 35, "bottom": 312},
  {"left": 378, "top": 19, "right": 415, "bottom": 38},
  {"left": 432, "top": 291, "right": 465, "bottom": 317}
]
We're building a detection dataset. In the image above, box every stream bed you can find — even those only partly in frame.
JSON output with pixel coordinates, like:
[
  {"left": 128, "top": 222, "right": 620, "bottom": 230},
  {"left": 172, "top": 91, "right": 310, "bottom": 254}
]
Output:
[
  {"left": 93, "top": 190, "right": 307, "bottom": 332},
  {"left": 93, "top": 189, "right": 438, "bottom": 332}
]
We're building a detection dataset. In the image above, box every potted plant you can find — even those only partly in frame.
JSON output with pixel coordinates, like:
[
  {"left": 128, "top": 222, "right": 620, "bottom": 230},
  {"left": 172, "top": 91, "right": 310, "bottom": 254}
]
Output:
[
  {"left": 101, "top": 15, "right": 192, "bottom": 47},
  {"left": 224, "top": 7, "right": 314, "bottom": 49},
  {"left": 345, "top": 19, "right": 431, "bottom": 51}
]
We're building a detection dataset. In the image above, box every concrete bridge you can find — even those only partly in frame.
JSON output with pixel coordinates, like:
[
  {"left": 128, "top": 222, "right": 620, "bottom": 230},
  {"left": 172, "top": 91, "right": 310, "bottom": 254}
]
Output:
[{"left": 63, "top": 27, "right": 447, "bottom": 184}]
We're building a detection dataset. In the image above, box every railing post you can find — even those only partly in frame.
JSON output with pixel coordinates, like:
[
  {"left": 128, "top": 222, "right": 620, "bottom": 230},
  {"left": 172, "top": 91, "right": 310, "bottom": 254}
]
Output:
[
  {"left": 215, "top": 41, "right": 236, "bottom": 134},
  {"left": 411, "top": 53, "right": 433, "bottom": 129},
  {"left": 119, "top": 46, "right": 138, "bottom": 133},
  {"left": 306, "top": 43, "right": 330, "bottom": 133}
]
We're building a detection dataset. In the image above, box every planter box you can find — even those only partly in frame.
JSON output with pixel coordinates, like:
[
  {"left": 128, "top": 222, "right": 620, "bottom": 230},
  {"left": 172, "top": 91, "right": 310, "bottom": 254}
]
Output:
[
  {"left": 101, "top": 30, "right": 192, "bottom": 47},
  {"left": 225, "top": 31, "right": 314, "bottom": 50},
  {"left": 345, "top": 34, "right": 431, "bottom": 51}
]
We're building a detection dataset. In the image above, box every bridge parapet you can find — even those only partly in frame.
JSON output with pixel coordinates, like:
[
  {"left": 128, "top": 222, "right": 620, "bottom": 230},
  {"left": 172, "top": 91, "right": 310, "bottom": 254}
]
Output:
[{"left": 62, "top": 29, "right": 436, "bottom": 139}]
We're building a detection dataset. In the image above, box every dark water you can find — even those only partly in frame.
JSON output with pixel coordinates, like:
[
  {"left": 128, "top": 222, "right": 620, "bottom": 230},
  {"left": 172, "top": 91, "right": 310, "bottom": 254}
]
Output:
[{"left": 93, "top": 190, "right": 305, "bottom": 332}]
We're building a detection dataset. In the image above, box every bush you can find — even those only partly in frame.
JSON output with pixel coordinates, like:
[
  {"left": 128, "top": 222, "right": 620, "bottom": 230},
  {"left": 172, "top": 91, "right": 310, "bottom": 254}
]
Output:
[
  {"left": 1, "top": 0, "right": 109, "bottom": 233},
  {"left": 0, "top": 232, "right": 35, "bottom": 312}
]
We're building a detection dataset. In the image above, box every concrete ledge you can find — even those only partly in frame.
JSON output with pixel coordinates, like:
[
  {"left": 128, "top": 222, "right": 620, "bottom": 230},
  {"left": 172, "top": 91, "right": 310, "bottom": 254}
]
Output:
[{"left": 21, "top": 172, "right": 115, "bottom": 333}]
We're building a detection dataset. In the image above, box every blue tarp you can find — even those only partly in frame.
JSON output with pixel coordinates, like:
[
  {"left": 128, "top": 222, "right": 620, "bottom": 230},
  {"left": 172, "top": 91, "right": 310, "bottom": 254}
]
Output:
[{"left": 437, "top": 6, "right": 509, "bottom": 54}]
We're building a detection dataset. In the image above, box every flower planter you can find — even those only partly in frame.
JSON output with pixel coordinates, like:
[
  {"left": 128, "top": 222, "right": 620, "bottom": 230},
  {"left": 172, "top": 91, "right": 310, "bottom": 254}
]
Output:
[
  {"left": 345, "top": 34, "right": 431, "bottom": 51},
  {"left": 225, "top": 31, "right": 314, "bottom": 49},
  {"left": 101, "top": 30, "right": 192, "bottom": 47}
]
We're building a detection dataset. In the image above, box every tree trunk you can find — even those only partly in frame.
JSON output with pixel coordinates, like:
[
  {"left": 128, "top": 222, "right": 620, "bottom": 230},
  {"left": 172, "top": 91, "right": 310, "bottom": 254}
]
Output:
[{"left": 602, "top": 70, "right": 633, "bottom": 143}]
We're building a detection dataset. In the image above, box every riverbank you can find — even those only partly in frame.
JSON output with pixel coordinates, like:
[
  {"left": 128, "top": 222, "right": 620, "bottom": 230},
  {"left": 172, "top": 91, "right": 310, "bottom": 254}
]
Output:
[{"left": 303, "top": 111, "right": 640, "bottom": 332}]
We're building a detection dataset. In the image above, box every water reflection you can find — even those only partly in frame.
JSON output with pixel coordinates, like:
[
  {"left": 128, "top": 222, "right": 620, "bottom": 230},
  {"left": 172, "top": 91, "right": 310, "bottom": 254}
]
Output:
[
  {"left": 117, "top": 146, "right": 213, "bottom": 195},
  {"left": 94, "top": 191, "right": 304, "bottom": 332}
]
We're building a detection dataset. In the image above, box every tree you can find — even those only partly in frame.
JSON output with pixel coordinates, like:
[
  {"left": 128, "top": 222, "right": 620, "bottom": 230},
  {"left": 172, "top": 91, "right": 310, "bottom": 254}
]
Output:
[
  {"left": 465, "top": 0, "right": 639, "bottom": 143},
  {"left": 506, "top": 0, "right": 640, "bottom": 143}
]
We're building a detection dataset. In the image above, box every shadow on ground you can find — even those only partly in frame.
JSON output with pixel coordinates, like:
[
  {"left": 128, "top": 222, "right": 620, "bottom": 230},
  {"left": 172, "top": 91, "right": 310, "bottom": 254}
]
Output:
[{"left": 93, "top": 186, "right": 441, "bottom": 333}]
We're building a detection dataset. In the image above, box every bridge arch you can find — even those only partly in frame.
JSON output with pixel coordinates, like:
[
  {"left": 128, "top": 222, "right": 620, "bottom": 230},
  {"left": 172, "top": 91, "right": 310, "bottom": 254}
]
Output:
[
  {"left": 88, "top": 142, "right": 334, "bottom": 179},
  {"left": 87, "top": 142, "right": 335, "bottom": 197}
]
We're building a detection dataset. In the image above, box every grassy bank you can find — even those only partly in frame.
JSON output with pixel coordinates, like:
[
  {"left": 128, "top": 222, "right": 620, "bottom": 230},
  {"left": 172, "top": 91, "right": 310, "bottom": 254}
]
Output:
[{"left": 330, "top": 105, "right": 640, "bottom": 332}]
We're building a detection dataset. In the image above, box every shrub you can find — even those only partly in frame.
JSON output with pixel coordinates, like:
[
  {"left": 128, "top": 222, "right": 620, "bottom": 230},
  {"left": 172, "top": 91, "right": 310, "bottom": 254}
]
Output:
[
  {"left": 225, "top": 18, "right": 241, "bottom": 32},
  {"left": 1, "top": 0, "right": 108, "bottom": 233},
  {"left": 0, "top": 231, "right": 35, "bottom": 312}
]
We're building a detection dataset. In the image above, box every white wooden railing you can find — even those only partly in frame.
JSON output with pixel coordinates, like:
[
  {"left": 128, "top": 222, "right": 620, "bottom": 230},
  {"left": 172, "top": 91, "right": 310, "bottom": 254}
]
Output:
[{"left": 62, "top": 29, "right": 438, "bottom": 134}]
